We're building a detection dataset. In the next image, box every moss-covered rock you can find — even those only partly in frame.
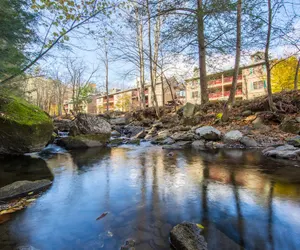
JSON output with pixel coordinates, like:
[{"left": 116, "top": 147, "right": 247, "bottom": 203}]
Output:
[
  {"left": 0, "top": 94, "right": 53, "bottom": 155},
  {"left": 56, "top": 134, "right": 110, "bottom": 149}
]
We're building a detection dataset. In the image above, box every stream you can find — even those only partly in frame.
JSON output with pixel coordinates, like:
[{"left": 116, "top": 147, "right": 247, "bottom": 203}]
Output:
[{"left": 0, "top": 142, "right": 300, "bottom": 250}]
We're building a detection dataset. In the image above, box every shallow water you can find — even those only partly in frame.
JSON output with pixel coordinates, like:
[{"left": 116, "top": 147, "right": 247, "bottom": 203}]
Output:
[{"left": 1, "top": 143, "right": 300, "bottom": 250}]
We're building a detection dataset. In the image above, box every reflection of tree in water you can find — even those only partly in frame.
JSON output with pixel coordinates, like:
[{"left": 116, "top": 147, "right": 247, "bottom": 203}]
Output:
[
  {"left": 267, "top": 181, "right": 274, "bottom": 250},
  {"left": 230, "top": 170, "right": 245, "bottom": 250}
]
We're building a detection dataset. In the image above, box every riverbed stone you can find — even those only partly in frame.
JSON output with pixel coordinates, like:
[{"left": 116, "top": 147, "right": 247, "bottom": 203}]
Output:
[
  {"left": 170, "top": 222, "right": 207, "bottom": 250},
  {"left": 263, "top": 144, "right": 300, "bottom": 160},
  {"left": 110, "top": 117, "right": 128, "bottom": 125},
  {"left": 111, "top": 130, "right": 121, "bottom": 137},
  {"left": 133, "top": 130, "right": 146, "bottom": 139},
  {"left": 56, "top": 134, "right": 110, "bottom": 149},
  {"left": 240, "top": 136, "right": 258, "bottom": 148},
  {"left": 224, "top": 130, "right": 243, "bottom": 143},
  {"left": 287, "top": 136, "right": 300, "bottom": 147},
  {"left": 0, "top": 94, "right": 53, "bottom": 155},
  {"left": 195, "top": 126, "right": 221, "bottom": 141},
  {"left": 191, "top": 140, "right": 206, "bottom": 149},
  {"left": 171, "top": 131, "right": 195, "bottom": 141},
  {"left": 0, "top": 180, "right": 52, "bottom": 201}
]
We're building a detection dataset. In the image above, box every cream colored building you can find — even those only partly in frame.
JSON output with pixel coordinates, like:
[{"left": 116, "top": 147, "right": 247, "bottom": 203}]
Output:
[{"left": 185, "top": 53, "right": 267, "bottom": 104}]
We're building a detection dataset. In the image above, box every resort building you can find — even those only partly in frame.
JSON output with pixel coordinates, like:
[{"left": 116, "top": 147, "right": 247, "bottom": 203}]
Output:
[{"left": 185, "top": 52, "right": 268, "bottom": 104}]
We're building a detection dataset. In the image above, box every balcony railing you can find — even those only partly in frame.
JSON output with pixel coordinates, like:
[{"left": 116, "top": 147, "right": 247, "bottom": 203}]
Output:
[
  {"left": 209, "top": 90, "right": 243, "bottom": 99},
  {"left": 208, "top": 79, "right": 222, "bottom": 86},
  {"left": 208, "top": 75, "right": 243, "bottom": 87}
]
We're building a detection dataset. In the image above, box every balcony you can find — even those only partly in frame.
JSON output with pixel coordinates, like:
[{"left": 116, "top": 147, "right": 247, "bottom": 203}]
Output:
[
  {"left": 209, "top": 90, "right": 243, "bottom": 99},
  {"left": 144, "top": 89, "right": 149, "bottom": 95},
  {"left": 208, "top": 79, "right": 222, "bottom": 87}
]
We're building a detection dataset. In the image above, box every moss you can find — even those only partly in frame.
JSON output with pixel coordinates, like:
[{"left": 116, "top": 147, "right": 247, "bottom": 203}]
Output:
[
  {"left": 0, "top": 95, "right": 51, "bottom": 126},
  {"left": 0, "top": 94, "right": 53, "bottom": 154}
]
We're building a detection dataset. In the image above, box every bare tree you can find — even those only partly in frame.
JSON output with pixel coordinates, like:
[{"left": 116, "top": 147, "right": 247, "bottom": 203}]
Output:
[{"left": 222, "top": 0, "right": 242, "bottom": 122}]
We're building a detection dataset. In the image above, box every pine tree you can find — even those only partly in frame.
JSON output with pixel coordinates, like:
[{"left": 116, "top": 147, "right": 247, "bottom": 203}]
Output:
[{"left": 0, "top": 0, "right": 37, "bottom": 81}]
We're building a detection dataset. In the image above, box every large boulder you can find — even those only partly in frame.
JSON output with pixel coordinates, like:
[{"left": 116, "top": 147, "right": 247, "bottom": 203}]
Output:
[
  {"left": 279, "top": 118, "right": 300, "bottom": 135},
  {"left": 0, "top": 94, "right": 53, "bottom": 155},
  {"left": 0, "top": 179, "right": 52, "bottom": 201},
  {"left": 70, "top": 113, "right": 111, "bottom": 136},
  {"left": 170, "top": 222, "right": 207, "bottom": 250},
  {"left": 53, "top": 118, "right": 73, "bottom": 132},
  {"left": 195, "top": 126, "right": 221, "bottom": 141}
]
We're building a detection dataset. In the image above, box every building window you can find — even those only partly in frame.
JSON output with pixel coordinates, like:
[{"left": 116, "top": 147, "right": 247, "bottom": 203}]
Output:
[
  {"left": 179, "top": 90, "right": 186, "bottom": 97},
  {"left": 252, "top": 81, "right": 264, "bottom": 90},
  {"left": 192, "top": 91, "right": 199, "bottom": 98},
  {"left": 249, "top": 68, "right": 253, "bottom": 75}
]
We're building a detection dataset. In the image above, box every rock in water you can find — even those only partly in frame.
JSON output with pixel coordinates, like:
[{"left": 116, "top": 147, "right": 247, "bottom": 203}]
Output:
[
  {"left": 0, "top": 180, "right": 52, "bottom": 201},
  {"left": 0, "top": 94, "right": 53, "bottom": 155},
  {"left": 57, "top": 114, "right": 111, "bottom": 149},
  {"left": 195, "top": 126, "right": 221, "bottom": 141},
  {"left": 224, "top": 130, "right": 243, "bottom": 143},
  {"left": 70, "top": 113, "right": 111, "bottom": 136},
  {"left": 170, "top": 222, "right": 207, "bottom": 250},
  {"left": 287, "top": 136, "right": 300, "bottom": 147}
]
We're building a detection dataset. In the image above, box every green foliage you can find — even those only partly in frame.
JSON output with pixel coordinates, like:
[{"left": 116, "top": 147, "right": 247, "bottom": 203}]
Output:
[
  {"left": 71, "top": 84, "right": 94, "bottom": 112},
  {"left": 0, "top": 0, "right": 37, "bottom": 80},
  {"left": 115, "top": 94, "right": 131, "bottom": 111}
]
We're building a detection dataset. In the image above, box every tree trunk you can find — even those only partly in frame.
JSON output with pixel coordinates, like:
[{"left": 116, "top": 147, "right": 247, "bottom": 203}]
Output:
[
  {"left": 161, "top": 73, "right": 165, "bottom": 106},
  {"left": 197, "top": 0, "right": 208, "bottom": 104},
  {"left": 105, "top": 49, "right": 109, "bottom": 112},
  {"left": 146, "top": 0, "right": 160, "bottom": 118},
  {"left": 294, "top": 57, "right": 300, "bottom": 90},
  {"left": 222, "top": 0, "right": 242, "bottom": 122},
  {"left": 265, "top": 0, "right": 276, "bottom": 111},
  {"left": 135, "top": 6, "right": 146, "bottom": 109}
]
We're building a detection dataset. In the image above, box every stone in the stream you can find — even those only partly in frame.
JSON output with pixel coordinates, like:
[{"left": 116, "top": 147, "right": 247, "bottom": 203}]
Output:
[
  {"left": 240, "top": 136, "right": 258, "bottom": 148},
  {"left": 195, "top": 126, "right": 221, "bottom": 141},
  {"left": 124, "top": 125, "right": 144, "bottom": 138},
  {"left": 191, "top": 140, "right": 206, "bottom": 150},
  {"left": 0, "top": 94, "right": 53, "bottom": 155},
  {"left": 263, "top": 144, "right": 300, "bottom": 161},
  {"left": 133, "top": 130, "right": 146, "bottom": 139},
  {"left": 0, "top": 180, "right": 52, "bottom": 201},
  {"left": 287, "top": 136, "right": 300, "bottom": 147},
  {"left": 111, "top": 130, "right": 121, "bottom": 137},
  {"left": 110, "top": 117, "right": 128, "bottom": 125},
  {"left": 120, "top": 239, "right": 135, "bottom": 250},
  {"left": 224, "top": 130, "right": 243, "bottom": 143},
  {"left": 57, "top": 134, "right": 110, "bottom": 149},
  {"left": 171, "top": 131, "right": 195, "bottom": 141},
  {"left": 170, "top": 222, "right": 207, "bottom": 250},
  {"left": 70, "top": 113, "right": 111, "bottom": 136}
]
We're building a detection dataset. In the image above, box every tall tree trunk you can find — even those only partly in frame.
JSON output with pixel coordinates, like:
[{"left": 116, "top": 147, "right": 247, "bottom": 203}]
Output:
[
  {"left": 153, "top": 5, "right": 162, "bottom": 90},
  {"left": 265, "top": 0, "right": 276, "bottom": 111},
  {"left": 161, "top": 73, "right": 165, "bottom": 106},
  {"left": 197, "top": 0, "right": 208, "bottom": 104},
  {"left": 146, "top": 0, "right": 160, "bottom": 118},
  {"left": 294, "top": 57, "right": 300, "bottom": 90},
  {"left": 222, "top": 0, "right": 242, "bottom": 122},
  {"left": 105, "top": 47, "right": 109, "bottom": 112},
  {"left": 135, "top": 7, "right": 146, "bottom": 109}
]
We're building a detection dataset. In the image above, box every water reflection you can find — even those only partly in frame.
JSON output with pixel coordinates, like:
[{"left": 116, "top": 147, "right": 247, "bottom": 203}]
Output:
[{"left": 0, "top": 145, "right": 300, "bottom": 250}]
